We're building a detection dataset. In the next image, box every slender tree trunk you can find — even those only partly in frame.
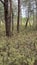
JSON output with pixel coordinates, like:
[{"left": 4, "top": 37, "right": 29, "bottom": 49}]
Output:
[
  {"left": 35, "top": 0, "right": 37, "bottom": 29},
  {"left": 33, "top": 9, "right": 34, "bottom": 26},
  {"left": 4, "top": 0, "right": 11, "bottom": 36},
  {"left": 25, "top": 8, "right": 29, "bottom": 28},
  {"left": 25, "top": 0, "right": 31, "bottom": 28},
  {"left": 25, "top": 17, "right": 29, "bottom": 28},
  {"left": 9, "top": 0, "right": 14, "bottom": 34},
  {"left": 10, "top": 0, "right": 12, "bottom": 34},
  {"left": 17, "top": 0, "right": 20, "bottom": 32},
  {"left": 10, "top": 0, "right": 12, "bottom": 22},
  {"left": 12, "top": 10, "right": 14, "bottom": 34}
]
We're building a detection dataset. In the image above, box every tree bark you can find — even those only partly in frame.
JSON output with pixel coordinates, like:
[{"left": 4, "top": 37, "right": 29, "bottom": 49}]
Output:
[
  {"left": 4, "top": 0, "right": 11, "bottom": 36},
  {"left": 17, "top": 0, "right": 20, "bottom": 32}
]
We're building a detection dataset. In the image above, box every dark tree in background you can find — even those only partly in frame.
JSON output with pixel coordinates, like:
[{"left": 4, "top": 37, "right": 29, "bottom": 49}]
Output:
[{"left": 17, "top": 0, "right": 20, "bottom": 32}]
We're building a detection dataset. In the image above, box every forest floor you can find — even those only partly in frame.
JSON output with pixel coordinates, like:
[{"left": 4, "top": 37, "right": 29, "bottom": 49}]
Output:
[{"left": 0, "top": 24, "right": 37, "bottom": 65}]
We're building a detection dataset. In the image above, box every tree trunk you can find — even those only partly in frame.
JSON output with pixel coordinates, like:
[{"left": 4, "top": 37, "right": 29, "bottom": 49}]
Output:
[
  {"left": 12, "top": 10, "right": 14, "bottom": 34},
  {"left": 4, "top": 0, "right": 11, "bottom": 36},
  {"left": 25, "top": 0, "right": 31, "bottom": 28},
  {"left": 25, "top": 17, "right": 29, "bottom": 28},
  {"left": 17, "top": 0, "right": 20, "bottom": 32},
  {"left": 25, "top": 9, "right": 29, "bottom": 28},
  {"left": 35, "top": 0, "right": 37, "bottom": 29},
  {"left": 9, "top": 0, "right": 14, "bottom": 34}
]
